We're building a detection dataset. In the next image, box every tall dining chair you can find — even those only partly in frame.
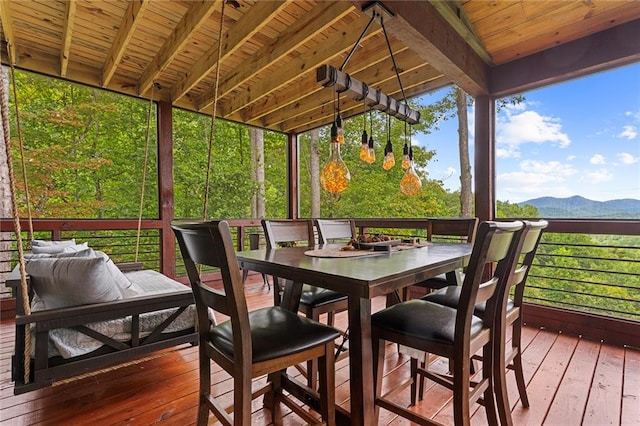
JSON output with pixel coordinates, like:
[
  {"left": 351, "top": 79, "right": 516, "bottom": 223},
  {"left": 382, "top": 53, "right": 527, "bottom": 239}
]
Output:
[
  {"left": 420, "top": 219, "right": 548, "bottom": 425},
  {"left": 316, "top": 218, "right": 357, "bottom": 244},
  {"left": 172, "top": 220, "right": 340, "bottom": 426},
  {"left": 262, "top": 219, "right": 349, "bottom": 388},
  {"left": 371, "top": 220, "right": 524, "bottom": 426},
  {"left": 409, "top": 218, "right": 479, "bottom": 294}
]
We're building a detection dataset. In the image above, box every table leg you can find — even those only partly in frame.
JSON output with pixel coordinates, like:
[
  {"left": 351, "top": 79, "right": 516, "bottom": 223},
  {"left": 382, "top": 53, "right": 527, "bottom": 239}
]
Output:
[{"left": 347, "top": 296, "right": 374, "bottom": 425}]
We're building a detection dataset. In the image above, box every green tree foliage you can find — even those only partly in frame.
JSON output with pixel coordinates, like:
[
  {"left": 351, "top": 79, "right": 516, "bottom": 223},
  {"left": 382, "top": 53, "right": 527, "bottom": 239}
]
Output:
[
  {"left": 496, "top": 200, "right": 539, "bottom": 218},
  {"left": 8, "top": 71, "right": 158, "bottom": 219}
]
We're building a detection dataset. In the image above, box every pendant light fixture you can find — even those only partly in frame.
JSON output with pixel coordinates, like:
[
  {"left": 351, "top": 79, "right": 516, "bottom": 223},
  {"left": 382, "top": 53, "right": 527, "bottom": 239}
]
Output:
[
  {"left": 367, "top": 109, "right": 376, "bottom": 164},
  {"left": 320, "top": 90, "right": 350, "bottom": 194},
  {"left": 400, "top": 126, "right": 422, "bottom": 195},
  {"left": 382, "top": 113, "right": 395, "bottom": 170},
  {"left": 359, "top": 86, "right": 371, "bottom": 163},
  {"left": 317, "top": 1, "right": 421, "bottom": 194}
]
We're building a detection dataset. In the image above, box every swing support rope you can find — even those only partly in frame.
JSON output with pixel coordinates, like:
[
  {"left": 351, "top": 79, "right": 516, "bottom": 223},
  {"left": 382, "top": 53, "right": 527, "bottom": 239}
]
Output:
[
  {"left": 202, "top": 0, "right": 226, "bottom": 221},
  {"left": 9, "top": 64, "right": 33, "bottom": 241},
  {"left": 1, "top": 65, "right": 32, "bottom": 384}
]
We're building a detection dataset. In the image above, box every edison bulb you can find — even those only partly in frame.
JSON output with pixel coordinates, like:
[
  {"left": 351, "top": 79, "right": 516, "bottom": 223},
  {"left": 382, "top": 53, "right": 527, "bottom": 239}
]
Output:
[
  {"left": 360, "top": 130, "right": 369, "bottom": 162},
  {"left": 321, "top": 142, "right": 350, "bottom": 194},
  {"left": 400, "top": 165, "right": 422, "bottom": 196},
  {"left": 366, "top": 135, "right": 376, "bottom": 164},
  {"left": 401, "top": 143, "right": 410, "bottom": 170},
  {"left": 382, "top": 140, "right": 395, "bottom": 170}
]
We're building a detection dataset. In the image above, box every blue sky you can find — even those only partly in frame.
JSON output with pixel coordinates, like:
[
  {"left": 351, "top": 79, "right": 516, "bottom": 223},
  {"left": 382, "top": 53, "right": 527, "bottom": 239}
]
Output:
[{"left": 415, "top": 63, "right": 640, "bottom": 203}]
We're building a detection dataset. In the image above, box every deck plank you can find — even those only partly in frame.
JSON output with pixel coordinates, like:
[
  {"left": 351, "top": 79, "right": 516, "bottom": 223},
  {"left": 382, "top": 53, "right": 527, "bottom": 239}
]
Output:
[
  {"left": 621, "top": 347, "right": 640, "bottom": 425},
  {"left": 510, "top": 332, "right": 579, "bottom": 425},
  {"left": 1, "top": 278, "right": 639, "bottom": 425},
  {"left": 583, "top": 343, "right": 625, "bottom": 426},
  {"left": 544, "top": 338, "right": 601, "bottom": 425}
]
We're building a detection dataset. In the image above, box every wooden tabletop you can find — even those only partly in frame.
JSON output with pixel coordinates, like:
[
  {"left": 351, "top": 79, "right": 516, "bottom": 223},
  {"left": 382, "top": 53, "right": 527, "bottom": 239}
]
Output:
[{"left": 237, "top": 243, "right": 473, "bottom": 299}]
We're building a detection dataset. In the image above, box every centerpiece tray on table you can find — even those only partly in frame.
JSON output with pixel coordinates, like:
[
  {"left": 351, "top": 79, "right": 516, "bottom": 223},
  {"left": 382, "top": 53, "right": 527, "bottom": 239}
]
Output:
[{"left": 305, "top": 235, "right": 429, "bottom": 258}]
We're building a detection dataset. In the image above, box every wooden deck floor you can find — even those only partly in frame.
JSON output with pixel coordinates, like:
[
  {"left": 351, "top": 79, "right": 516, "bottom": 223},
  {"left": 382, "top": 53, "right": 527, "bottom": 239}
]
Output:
[{"left": 1, "top": 276, "right": 639, "bottom": 425}]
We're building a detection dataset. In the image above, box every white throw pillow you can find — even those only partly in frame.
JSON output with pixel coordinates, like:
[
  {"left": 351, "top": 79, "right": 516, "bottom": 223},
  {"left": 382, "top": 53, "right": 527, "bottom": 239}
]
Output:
[
  {"left": 32, "top": 239, "right": 76, "bottom": 247},
  {"left": 95, "top": 251, "right": 133, "bottom": 291},
  {"left": 25, "top": 256, "right": 123, "bottom": 309},
  {"left": 32, "top": 242, "right": 89, "bottom": 255},
  {"left": 25, "top": 247, "right": 96, "bottom": 260}
]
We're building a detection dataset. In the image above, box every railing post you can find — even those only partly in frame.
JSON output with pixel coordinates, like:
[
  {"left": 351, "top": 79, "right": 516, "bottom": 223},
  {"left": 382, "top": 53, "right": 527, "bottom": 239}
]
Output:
[{"left": 157, "top": 101, "right": 176, "bottom": 278}]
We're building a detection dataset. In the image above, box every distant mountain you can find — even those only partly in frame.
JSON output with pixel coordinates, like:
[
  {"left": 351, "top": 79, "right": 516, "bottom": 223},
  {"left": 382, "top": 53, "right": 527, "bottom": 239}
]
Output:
[{"left": 518, "top": 196, "right": 640, "bottom": 219}]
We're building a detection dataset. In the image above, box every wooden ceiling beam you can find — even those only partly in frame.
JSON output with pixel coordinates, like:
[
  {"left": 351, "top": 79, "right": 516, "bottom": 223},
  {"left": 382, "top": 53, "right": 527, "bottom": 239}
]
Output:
[
  {"left": 60, "top": 0, "right": 76, "bottom": 77},
  {"left": 280, "top": 64, "right": 446, "bottom": 133},
  {"left": 217, "top": 14, "right": 381, "bottom": 118},
  {"left": 198, "top": 1, "right": 354, "bottom": 109},
  {"left": 171, "top": 0, "right": 291, "bottom": 104},
  {"left": 255, "top": 44, "right": 418, "bottom": 127},
  {"left": 491, "top": 18, "right": 640, "bottom": 97},
  {"left": 138, "top": 1, "right": 217, "bottom": 96},
  {"left": 102, "top": 0, "right": 149, "bottom": 87},
  {"left": 375, "top": 0, "right": 490, "bottom": 97},
  {"left": 0, "top": 0, "right": 16, "bottom": 64},
  {"left": 429, "top": 0, "right": 493, "bottom": 65},
  {"left": 239, "top": 35, "right": 408, "bottom": 124}
]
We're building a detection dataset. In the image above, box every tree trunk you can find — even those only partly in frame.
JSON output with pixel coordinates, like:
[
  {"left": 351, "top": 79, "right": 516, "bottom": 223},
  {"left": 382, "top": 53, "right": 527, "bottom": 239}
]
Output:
[
  {"left": 309, "top": 128, "right": 320, "bottom": 218},
  {"left": 249, "top": 127, "right": 265, "bottom": 218},
  {"left": 456, "top": 87, "right": 472, "bottom": 218}
]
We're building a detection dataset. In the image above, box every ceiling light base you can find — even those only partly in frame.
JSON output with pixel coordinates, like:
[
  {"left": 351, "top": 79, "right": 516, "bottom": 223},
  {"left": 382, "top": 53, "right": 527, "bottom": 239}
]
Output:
[{"left": 362, "top": 1, "right": 394, "bottom": 21}]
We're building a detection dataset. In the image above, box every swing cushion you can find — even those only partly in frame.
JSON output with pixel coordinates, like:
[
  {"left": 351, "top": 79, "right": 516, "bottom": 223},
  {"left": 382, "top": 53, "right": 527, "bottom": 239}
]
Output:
[{"left": 25, "top": 254, "right": 123, "bottom": 309}]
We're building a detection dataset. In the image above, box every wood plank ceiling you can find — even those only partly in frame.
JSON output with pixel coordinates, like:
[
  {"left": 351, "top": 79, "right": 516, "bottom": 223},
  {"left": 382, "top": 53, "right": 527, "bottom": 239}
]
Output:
[{"left": 1, "top": 0, "right": 639, "bottom": 135}]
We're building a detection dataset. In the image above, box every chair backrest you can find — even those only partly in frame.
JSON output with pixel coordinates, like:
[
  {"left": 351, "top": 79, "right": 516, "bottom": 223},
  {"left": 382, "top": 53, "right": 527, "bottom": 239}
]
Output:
[
  {"left": 316, "top": 219, "right": 356, "bottom": 244},
  {"left": 427, "top": 218, "right": 479, "bottom": 244},
  {"left": 507, "top": 220, "right": 548, "bottom": 308},
  {"left": 262, "top": 219, "right": 315, "bottom": 249},
  {"left": 172, "top": 221, "right": 251, "bottom": 351},
  {"left": 455, "top": 220, "right": 523, "bottom": 344}
]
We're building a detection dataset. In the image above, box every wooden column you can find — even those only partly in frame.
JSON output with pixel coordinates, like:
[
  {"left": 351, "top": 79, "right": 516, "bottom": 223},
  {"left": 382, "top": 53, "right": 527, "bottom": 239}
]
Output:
[
  {"left": 286, "top": 132, "right": 299, "bottom": 219},
  {"left": 474, "top": 95, "right": 495, "bottom": 222},
  {"left": 157, "top": 101, "right": 176, "bottom": 277}
]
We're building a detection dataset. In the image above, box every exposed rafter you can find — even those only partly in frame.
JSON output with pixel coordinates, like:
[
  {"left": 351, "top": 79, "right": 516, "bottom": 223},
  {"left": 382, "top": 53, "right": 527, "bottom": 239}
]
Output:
[
  {"left": 218, "top": 14, "right": 382, "bottom": 118},
  {"left": 60, "top": 0, "right": 76, "bottom": 77},
  {"left": 255, "top": 39, "right": 412, "bottom": 127},
  {"left": 172, "top": 0, "right": 291, "bottom": 104},
  {"left": 0, "top": 0, "right": 15, "bottom": 64},
  {"left": 138, "top": 1, "right": 217, "bottom": 96},
  {"left": 102, "top": 0, "right": 149, "bottom": 87},
  {"left": 198, "top": 1, "right": 354, "bottom": 109}
]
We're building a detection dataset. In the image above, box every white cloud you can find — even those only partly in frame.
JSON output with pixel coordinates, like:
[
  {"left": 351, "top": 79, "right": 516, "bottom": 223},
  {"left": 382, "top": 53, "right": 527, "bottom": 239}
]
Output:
[
  {"left": 567, "top": 155, "right": 576, "bottom": 161},
  {"left": 581, "top": 169, "right": 613, "bottom": 184},
  {"left": 520, "top": 160, "right": 577, "bottom": 176},
  {"left": 497, "top": 109, "right": 571, "bottom": 148},
  {"left": 619, "top": 125, "right": 638, "bottom": 140},
  {"left": 496, "top": 146, "right": 521, "bottom": 159},
  {"left": 497, "top": 160, "right": 578, "bottom": 202},
  {"left": 497, "top": 171, "right": 574, "bottom": 202},
  {"left": 618, "top": 152, "right": 639, "bottom": 164},
  {"left": 590, "top": 154, "right": 606, "bottom": 165}
]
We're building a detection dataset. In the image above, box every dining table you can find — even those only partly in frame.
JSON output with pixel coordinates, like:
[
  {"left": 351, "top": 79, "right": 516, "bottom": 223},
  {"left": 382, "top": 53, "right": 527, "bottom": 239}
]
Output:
[{"left": 236, "top": 241, "right": 473, "bottom": 426}]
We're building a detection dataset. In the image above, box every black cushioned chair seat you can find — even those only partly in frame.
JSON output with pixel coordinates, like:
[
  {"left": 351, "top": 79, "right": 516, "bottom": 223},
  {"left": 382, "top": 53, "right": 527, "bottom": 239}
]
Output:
[
  {"left": 371, "top": 299, "right": 484, "bottom": 345},
  {"left": 210, "top": 306, "right": 340, "bottom": 363},
  {"left": 300, "top": 284, "right": 348, "bottom": 307},
  {"left": 423, "top": 286, "right": 514, "bottom": 316}
]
